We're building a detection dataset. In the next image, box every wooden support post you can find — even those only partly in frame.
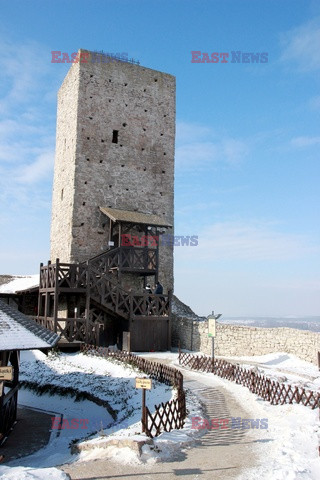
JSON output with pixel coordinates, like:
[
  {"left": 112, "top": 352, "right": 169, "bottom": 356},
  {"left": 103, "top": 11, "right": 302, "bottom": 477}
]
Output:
[
  {"left": 12, "top": 351, "right": 19, "bottom": 424},
  {"left": 44, "top": 260, "right": 51, "bottom": 324},
  {"left": 129, "top": 291, "right": 133, "bottom": 319},
  {"left": 144, "top": 225, "right": 148, "bottom": 273},
  {"left": 37, "top": 263, "right": 43, "bottom": 317},
  {"left": 167, "top": 289, "right": 172, "bottom": 350},
  {"left": 0, "top": 352, "right": 5, "bottom": 434},
  {"left": 155, "top": 227, "right": 159, "bottom": 284},
  {"left": 85, "top": 261, "right": 91, "bottom": 345},
  {"left": 53, "top": 259, "right": 59, "bottom": 334},
  {"left": 142, "top": 388, "right": 146, "bottom": 433},
  {"left": 118, "top": 223, "right": 122, "bottom": 250},
  {"left": 109, "top": 218, "right": 113, "bottom": 247}
]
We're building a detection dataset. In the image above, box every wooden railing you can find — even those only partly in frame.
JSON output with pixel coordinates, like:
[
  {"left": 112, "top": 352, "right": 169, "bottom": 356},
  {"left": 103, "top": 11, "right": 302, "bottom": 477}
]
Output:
[
  {"left": 40, "top": 261, "right": 87, "bottom": 290},
  {"left": 88, "top": 246, "right": 157, "bottom": 273},
  {"left": 88, "top": 266, "right": 170, "bottom": 318},
  {"left": 131, "top": 294, "right": 170, "bottom": 316},
  {"left": 88, "top": 268, "right": 130, "bottom": 318},
  {"left": 178, "top": 351, "right": 320, "bottom": 410},
  {"left": 35, "top": 317, "right": 100, "bottom": 344}
]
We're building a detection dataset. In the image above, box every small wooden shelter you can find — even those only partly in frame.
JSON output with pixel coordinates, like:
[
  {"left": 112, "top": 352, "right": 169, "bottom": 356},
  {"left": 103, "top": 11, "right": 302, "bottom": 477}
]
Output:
[{"left": 0, "top": 299, "right": 59, "bottom": 443}]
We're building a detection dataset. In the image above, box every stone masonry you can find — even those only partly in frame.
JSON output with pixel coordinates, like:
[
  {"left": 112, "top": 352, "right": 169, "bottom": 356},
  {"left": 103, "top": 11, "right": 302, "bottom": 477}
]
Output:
[
  {"left": 50, "top": 50, "right": 175, "bottom": 291},
  {"left": 172, "top": 308, "right": 320, "bottom": 365}
]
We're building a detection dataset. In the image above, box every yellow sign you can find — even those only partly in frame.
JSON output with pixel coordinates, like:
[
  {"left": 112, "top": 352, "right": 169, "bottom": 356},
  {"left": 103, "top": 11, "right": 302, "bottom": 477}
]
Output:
[
  {"left": 0, "top": 366, "right": 13, "bottom": 381},
  {"left": 135, "top": 378, "right": 152, "bottom": 390},
  {"left": 208, "top": 318, "right": 216, "bottom": 338}
]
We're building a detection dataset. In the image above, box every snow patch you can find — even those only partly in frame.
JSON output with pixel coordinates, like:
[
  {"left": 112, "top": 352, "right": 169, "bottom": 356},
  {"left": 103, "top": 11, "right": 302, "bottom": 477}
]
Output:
[{"left": 0, "top": 466, "right": 69, "bottom": 480}]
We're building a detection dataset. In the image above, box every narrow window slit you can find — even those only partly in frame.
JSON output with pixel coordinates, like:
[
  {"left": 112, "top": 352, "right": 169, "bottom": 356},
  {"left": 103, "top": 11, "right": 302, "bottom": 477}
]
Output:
[{"left": 112, "top": 130, "right": 119, "bottom": 144}]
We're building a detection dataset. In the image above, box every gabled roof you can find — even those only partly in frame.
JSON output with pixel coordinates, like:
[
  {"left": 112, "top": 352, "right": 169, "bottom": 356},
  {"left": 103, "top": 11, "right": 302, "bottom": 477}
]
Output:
[
  {"left": 100, "top": 207, "right": 172, "bottom": 228},
  {"left": 0, "top": 300, "right": 59, "bottom": 351}
]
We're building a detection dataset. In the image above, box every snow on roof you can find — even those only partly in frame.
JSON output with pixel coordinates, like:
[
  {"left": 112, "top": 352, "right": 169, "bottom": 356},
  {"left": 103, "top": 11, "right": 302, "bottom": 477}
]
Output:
[
  {"left": 0, "top": 299, "right": 59, "bottom": 351},
  {"left": 0, "top": 274, "right": 39, "bottom": 294}
]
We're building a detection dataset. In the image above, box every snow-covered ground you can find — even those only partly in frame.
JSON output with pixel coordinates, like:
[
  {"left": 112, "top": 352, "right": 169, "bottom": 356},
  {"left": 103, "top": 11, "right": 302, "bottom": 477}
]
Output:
[
  {"left": 0, "top": 349, "right": 175, "bottom": 478},
  {"left": 143, "top": 351, "right": 320, "bottom": 479},
  {"left": 0, "top": 350, "right": 319, "bottom": 480}
]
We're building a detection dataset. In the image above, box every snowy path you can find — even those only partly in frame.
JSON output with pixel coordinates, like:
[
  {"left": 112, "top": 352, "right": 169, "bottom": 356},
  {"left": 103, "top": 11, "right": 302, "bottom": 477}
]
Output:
[{"left": 61, "top": 365, "right": 258, "bottom": 480}]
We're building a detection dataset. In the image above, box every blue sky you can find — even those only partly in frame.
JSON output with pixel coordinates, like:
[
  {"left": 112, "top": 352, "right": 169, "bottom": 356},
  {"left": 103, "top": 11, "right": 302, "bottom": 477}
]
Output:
[{"left": 0, "top": 0, "right": 319, "bottom": 316}]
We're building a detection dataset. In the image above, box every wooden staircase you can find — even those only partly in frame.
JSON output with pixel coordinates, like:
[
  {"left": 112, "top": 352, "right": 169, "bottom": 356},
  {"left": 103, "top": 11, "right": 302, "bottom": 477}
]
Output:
[{"left": 36, "top": 245, "right": 171, "bottom": 349}]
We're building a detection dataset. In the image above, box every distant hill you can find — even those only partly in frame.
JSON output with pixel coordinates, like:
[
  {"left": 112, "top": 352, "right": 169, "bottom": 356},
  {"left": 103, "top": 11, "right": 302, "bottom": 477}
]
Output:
[{"left": 219, "top": 316, "right": 320, "bottom": 333}]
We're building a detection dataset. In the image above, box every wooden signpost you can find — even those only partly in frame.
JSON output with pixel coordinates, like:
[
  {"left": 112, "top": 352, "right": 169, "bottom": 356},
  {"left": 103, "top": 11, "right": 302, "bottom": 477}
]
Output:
[
  {"left": 0, "top": 367, "right": 13, "bottom": 382},
  {"left": 135, "top": 377, "right": 152, "bottom": 433}
]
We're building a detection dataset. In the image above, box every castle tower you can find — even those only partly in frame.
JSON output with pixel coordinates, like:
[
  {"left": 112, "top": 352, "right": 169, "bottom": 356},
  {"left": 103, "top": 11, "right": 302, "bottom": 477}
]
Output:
[{"left": 50, "top": 50, "right": 175, "bottom": 291}]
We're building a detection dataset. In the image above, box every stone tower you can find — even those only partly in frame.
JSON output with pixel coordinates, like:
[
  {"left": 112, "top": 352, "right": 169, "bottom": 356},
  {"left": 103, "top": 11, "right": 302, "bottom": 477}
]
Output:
[{"left": 50, "top": 50, "right": 175, "bottom": 290}]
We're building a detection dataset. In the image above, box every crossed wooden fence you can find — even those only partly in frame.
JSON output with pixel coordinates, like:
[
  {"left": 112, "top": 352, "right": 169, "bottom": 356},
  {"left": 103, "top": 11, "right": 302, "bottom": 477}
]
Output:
[
  {"left": 81, "top": 344, "right": 186, "bottom": 437},
  {"left": 178, "top": 351, "right": 320, "bottom": 410}
]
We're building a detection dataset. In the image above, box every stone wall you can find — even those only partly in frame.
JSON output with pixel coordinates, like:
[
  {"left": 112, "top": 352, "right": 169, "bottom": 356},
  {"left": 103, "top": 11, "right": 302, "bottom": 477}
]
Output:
[
  {"left": 50, "top": 62, "right": 79, "bottom": 264},
  {"left": 172, "top": 313, "right": 320, "bottom": 365}
]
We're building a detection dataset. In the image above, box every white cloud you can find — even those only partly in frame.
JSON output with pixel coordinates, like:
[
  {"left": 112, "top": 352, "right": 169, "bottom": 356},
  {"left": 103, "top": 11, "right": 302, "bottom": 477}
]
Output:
[
  {"left": 176, "top": 200, "right": 221, "bottom": 216},
  {"left": 309, "top": 95, "right": 320, "bottom": 110},
  {"left": 280, "top": 17, "right": 320, "bottom": 72},
  {"left": 291, "top": 136, "right": 320, "bottom": 148},
  {"left": 0, "top": 38, "right": 57, "bottom": 191},
  {"left": 221, "top": 138, "right": 250, "bottom": 164},
  {"left": 16, "top": 150, "right": 55, "bottom": 184},
  {"left": 176, "top": 141, "right": 219, "bottom": 166},
  {"left": 174, "top": 220, "right": 320, "bottom": 316},
  {"left": 175, "top": 121, "right": 250, "bottom": 168},
  {"left": 176, "top": 121, "right": 212, "bottom": 143},
  {"left": 174, "top": 269, "right": 320, "bottom": 317},
  {"left": 175, "top": 220, "right": 319, "bottom": 262},
  {"left": 0, "top": 38, "right": 54, "bottom": 111},
  {"left": 0, "top": 36, "right": 57, "bottom": 278}
]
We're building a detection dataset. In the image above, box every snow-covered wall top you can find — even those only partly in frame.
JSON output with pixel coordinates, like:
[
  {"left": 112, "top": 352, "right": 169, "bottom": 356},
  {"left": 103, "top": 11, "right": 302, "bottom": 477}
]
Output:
[{"left": 0, "top": 274, "right": 39, "bottom": 294}]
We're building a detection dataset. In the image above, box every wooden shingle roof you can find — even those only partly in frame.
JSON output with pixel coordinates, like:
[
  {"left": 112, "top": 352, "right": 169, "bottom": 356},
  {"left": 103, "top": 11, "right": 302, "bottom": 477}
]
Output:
[
  {"left": 0, "top": 300, "right": 59, "bottom": 351},
  {"left": 100, "top": 207, "right": 172, "bottom": 227}
]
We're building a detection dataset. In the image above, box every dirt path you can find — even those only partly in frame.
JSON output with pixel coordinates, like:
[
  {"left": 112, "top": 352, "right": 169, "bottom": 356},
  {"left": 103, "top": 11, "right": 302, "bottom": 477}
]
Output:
[{"left": 61, "top": 362, "right": 261, "bottom": 480}]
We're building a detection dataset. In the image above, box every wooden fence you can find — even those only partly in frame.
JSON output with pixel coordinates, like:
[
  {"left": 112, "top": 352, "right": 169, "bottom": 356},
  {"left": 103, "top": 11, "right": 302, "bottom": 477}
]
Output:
[
  {"left": 81, "top": 344, "right": 186, "bottom": 437},
  {"left": 178, "top": 351, "right": 320, "bottom": 410},
  {"left": 143, "top": 391, "right": 186, "bottom": 438}
]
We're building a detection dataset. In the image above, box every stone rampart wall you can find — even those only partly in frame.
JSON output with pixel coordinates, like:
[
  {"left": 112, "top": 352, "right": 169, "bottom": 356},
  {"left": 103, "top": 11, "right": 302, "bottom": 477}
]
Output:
[{"left": 172, "top": 314, "right": 320, "bottom": 365}]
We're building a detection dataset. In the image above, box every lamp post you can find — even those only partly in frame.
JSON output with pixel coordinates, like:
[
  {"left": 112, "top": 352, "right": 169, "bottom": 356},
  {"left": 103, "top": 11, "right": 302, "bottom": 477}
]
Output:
[{"left": 207, "top": 311, "right": 222, "bottom": 360}]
